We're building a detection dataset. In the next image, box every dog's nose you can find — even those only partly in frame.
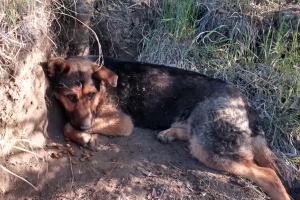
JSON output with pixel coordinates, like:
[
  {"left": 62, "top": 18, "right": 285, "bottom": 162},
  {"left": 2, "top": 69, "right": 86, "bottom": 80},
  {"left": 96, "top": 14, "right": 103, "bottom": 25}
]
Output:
[{"left": 80, "top": 124, "right": 92, "bottom": 130}]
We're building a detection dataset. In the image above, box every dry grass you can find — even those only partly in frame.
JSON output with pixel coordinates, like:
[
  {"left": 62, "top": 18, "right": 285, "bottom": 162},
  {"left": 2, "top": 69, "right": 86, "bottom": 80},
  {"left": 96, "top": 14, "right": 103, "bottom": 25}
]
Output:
[
  {"left": 138, "top": 0, "right": 300, "bottom": 168},
  {"left": 138, "top": 29, "right": 201, "bottom": 71},
  {"left": 51, "top": 0, "right": 103, "bottom": 63},
  {"left": 0, "top": 0, "right": 52, "bottom": 78}
]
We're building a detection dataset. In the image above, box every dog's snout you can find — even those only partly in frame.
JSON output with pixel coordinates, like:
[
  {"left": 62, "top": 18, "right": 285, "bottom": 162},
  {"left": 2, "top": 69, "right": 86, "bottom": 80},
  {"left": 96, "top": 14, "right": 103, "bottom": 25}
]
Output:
[
  {"left": 69, "top": 108, "right": 94, "bottom": 130},
  {"left": 80, "top": 125, "right": 92, "bottom": 130},
  {"left": 80, "top": 124, "right": 92, "bottom": 130}
]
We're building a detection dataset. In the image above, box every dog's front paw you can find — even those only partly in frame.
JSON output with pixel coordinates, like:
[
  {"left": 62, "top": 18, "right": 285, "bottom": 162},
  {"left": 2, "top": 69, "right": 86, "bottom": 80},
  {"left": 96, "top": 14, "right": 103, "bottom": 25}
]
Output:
[
  {"left": 157, "top": 129, "right": 175, "bottom": 143},
  {"left": 86, "top": 134, "right": 99, "bottom": 151},
  {"left": 63, "top": 123, "right": 98, "bottom": 150}
]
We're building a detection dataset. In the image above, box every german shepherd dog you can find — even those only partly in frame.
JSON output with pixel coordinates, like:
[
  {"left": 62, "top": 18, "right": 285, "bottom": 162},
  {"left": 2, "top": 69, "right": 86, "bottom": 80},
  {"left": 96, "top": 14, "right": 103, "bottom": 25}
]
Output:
[{"left": 46, "top": 56, "right": 299, "bottom": 200}]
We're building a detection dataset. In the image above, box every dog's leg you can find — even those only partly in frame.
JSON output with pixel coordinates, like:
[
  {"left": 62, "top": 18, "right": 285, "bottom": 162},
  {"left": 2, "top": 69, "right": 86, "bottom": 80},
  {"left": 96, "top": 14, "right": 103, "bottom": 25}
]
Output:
[
  {"left": 63, "top": 113, "right": 133, "bottom": 150},
  {"left": 252, "top": 135, "right": 300, "bottom": 199},
  {"left": 90, "top": 112, "right": 134, "bottom": 137},
  {"left": 252, "top": 135, "right": 276, "bottom": 170},
  {"left": 190, "top": 136, "right": 290, "bottom": 200},
  {"left": 157, "top": 122, "right": 190, "bottom": 142},
  {"left": 63, "top": 123, "right": 98, "bottom": 150},
  {"left": 157, "top": 128, "right": 189, "bottom": 142}
]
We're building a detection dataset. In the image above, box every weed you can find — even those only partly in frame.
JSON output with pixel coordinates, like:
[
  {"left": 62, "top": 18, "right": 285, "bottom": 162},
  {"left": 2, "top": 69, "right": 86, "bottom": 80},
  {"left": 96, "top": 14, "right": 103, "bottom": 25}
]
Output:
[{"left": 161, "top": 0, "right": 197, "bottom": 41}]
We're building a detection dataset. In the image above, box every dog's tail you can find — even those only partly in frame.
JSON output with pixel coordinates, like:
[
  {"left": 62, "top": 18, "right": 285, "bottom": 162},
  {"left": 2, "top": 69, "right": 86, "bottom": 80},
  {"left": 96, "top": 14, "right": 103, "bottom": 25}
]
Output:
[{"left": 252, "top": 135, "right": 300, "bottom": 200}]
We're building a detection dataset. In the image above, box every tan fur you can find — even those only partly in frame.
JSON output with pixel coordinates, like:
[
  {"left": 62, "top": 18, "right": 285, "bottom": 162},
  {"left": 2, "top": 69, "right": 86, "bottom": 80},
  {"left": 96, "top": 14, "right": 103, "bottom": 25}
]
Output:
[
  {"left": 92, "top": 64, "right": 118, "bottom": 87},
  {"left": 252, "top": 135, "right": 276, "bottom": 170},
  {"left": 157, "top": 128, "right": 189, "bottom": 142},
  {"left": 63, "top": 123, "right": 93, "bottom": 146},
  {"left": 157, "top": 122, "right": 190, "bottom": 142},
  {"left": 48, "top": 57, "right": 70, "bottom": 77},
  {"left": 89, "top": 102, "right": 133, "bottom": 137},
  {"left": 55, "top": 93, "right": 75, "bottom": 113}
]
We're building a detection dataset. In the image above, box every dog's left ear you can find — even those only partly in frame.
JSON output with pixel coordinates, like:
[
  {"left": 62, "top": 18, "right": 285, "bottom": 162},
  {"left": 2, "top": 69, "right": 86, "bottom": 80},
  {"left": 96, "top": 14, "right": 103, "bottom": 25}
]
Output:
[
  {"left": 47, "top": 57, "right": 70, "bottom": 78},
  {"left": 92, "top": 64, "right": 118, "bottom": 87}
]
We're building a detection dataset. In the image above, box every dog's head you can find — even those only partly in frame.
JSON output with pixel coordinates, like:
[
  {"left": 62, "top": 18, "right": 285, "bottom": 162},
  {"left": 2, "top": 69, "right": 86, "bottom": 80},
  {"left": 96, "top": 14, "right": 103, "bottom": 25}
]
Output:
[{"left": 47, "top": 57, "right": 118, "bottom": 130}]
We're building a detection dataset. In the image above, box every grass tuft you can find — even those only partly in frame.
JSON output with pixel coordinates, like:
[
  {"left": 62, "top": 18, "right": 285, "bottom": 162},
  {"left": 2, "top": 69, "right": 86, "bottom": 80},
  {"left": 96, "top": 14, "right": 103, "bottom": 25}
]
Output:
[{"left": 161, "top": 0, "right": 197, "bottom": 41}]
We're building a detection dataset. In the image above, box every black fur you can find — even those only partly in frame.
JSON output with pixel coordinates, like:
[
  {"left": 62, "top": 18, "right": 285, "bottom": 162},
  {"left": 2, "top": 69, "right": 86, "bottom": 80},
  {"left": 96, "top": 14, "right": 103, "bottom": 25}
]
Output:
[{"left": 98, "top": 56, "right": 245, "bottom": 129}]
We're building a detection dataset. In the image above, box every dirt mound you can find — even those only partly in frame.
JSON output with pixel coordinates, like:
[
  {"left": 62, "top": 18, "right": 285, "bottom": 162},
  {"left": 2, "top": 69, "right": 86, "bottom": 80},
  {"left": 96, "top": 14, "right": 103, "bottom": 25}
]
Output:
[
  {"left": 91, "top": 0, "right": 159, "bottom": 60},
  {"left": 0, "top": 1, "right": 53, "bottom": 194}
]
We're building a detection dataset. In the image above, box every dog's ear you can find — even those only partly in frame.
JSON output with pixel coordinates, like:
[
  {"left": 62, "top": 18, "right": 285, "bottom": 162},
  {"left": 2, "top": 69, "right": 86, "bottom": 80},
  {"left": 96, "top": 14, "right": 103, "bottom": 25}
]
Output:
[
  {"left": 92, "top": 64, "right": 118, "bottom": 87},
  {"left": 47, "top": 57, "right": 70, "bottom": 78}
]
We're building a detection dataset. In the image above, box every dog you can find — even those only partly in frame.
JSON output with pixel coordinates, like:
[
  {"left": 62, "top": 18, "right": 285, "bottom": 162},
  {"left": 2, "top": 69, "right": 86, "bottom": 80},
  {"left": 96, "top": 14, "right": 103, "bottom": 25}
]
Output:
[{"left": 46, "top": 56, "right": 299, "bottom": 200}]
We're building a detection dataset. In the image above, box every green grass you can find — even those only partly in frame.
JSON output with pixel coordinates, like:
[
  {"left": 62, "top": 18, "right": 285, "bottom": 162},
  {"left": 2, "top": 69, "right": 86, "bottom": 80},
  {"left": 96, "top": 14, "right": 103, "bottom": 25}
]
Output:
[
  {"left": 1, "top": 0, "right": 37, "bottom": 38},
  {"left": 197, "top": 2, "right": 300, "bottom": 154},
  {"left": 261, "top": 13, "right": 300, "bottom": 117},
  {"left": 161, "top": 0, "right": 197, "bottom": 41}
]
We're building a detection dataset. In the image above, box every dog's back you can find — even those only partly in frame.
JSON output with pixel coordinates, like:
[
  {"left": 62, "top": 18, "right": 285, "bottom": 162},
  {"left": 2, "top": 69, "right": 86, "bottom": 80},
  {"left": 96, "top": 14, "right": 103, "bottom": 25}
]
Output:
[{"left": 102, "top": 57, "right": 238, "bottom": 129}]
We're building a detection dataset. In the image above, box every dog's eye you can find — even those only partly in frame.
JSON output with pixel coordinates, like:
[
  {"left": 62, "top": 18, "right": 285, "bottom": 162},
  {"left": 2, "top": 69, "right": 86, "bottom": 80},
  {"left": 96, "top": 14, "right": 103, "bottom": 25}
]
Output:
[
  {"left": 87, "top": 92, "right": 95, "bottom": 100},
  {"left": 67, "top": 94, "right": 77, "bottom": 102}
]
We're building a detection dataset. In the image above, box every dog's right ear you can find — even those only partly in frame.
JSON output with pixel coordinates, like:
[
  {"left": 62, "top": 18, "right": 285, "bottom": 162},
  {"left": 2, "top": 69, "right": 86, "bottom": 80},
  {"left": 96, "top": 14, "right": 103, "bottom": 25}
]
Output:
[
  {"left": 47, "top": 57, "right": 70, "bottom": 78},
  {"left": 92, "top": 64, "right": 118, "bottom": 87}
]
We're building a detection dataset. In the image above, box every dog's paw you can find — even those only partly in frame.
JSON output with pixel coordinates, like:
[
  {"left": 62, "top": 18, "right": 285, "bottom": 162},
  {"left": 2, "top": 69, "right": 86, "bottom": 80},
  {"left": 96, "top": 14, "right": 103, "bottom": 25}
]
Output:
[
  {"left": 157, "top": 129, "right": 175, "bottom": 143},
  {"left": 73, "top": 133, "right": 99, "bottom": 151},
  {"left": 80, "top": 132, "right": 93, "bottom": 145},
  {"left": 86, "top": 134, "right": 99, "bottom": 151},
  {"left": 64, "top": 123, "right": 98, "bottom": 150}
]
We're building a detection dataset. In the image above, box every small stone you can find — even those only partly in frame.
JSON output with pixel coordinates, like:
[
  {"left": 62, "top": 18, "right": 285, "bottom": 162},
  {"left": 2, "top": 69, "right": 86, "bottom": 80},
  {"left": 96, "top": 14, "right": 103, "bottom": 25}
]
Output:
[
  {"left": 71, "top": 160, "right": 77, "bottom": 165},
  {"left": 70, "top": 152, "right": 76, "bottom": 156},
  {"left": 86, "top": 157, "right": 92, "bottom": 161},
  {"left": 103, "top": 170, "right": 109, "bottom": 175},
  {"left": 51, "top": 152, "right": 59, "bottom": 158}
]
